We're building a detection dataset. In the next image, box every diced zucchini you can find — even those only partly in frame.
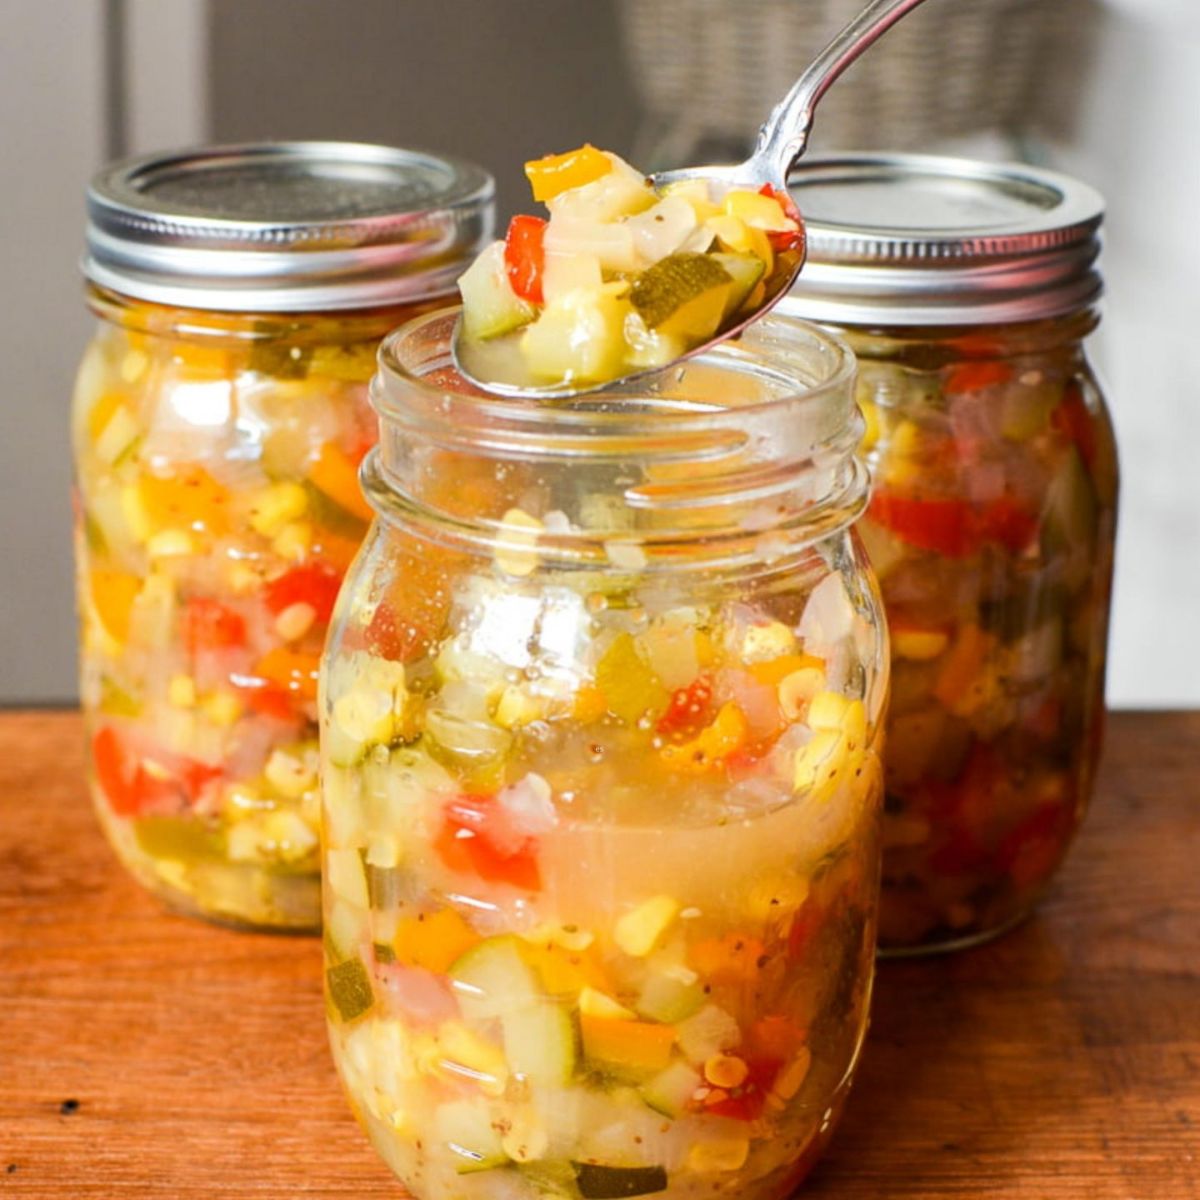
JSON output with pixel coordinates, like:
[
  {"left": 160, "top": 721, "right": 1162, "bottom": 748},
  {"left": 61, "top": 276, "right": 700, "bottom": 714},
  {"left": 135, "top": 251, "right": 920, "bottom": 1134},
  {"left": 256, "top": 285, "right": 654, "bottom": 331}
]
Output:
[
  {"left": 634, "top": 970, "right": 703, "bottom": 1024},
  {"left": 1042, "top": 446, "right": 1097, "bottom": 552},
  {"left": 675, "top": 1005, "right": 740, "bottom": 1065},
  {"left": 449, "top": 935, "right": 541, "bottom": 1021},
  {"left": 614, "top": 896, "right": 679, "bottom": 958},
  {"left": 573, "top": 1163, "right": 668, "bottom": 1199},
  {"left": 710, "top": 252, "right": 765, "bottom": 319},
  {"left": 640, "top": 1060, "right": 702, "bottom": 1118},
  {"left": 629, "top": 254, "right": 732, "bottom": 341},
  {"left": 326, "top": 956, "right": 374, "bottom": 1023},
  {"left": 133, "top": 815, "right": 224, "bottom": 863},
  {"left": 436, "top": 1099, "right": 509, "bottom": 1174},
  {"left": 520, "top": 1161, "right": 583, "bottom": 1198},
  {"left": 503, "top": 1000, "right": 579, "bottom": 1085},
  {"left": 521, "top": 288, "right": 632, "bottom": 384},
  {"left": 459, "top": 241, "right": 537, "bottom": 341}
]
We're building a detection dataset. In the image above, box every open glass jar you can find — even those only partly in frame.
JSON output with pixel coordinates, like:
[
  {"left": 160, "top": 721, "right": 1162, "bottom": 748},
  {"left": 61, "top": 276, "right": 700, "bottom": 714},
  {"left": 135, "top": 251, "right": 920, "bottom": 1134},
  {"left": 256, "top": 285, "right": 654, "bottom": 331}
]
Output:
[
  {"left": 320, "top": 309, "right": 887, "bottom": 1200},
  {"left": 783, "top": 154, "right": 1119, "bottom": 954},
  {"left": 73, "top": 142, "right": 492, "bottom": 929}
]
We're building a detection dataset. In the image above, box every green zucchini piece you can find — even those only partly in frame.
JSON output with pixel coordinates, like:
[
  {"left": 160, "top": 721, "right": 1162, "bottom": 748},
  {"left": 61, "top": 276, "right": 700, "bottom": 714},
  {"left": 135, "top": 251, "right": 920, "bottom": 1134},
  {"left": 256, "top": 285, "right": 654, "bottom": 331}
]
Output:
[
  {"left": 436, "top": 1099, "right": 509, "bottom": 1174},
  {"left": 448, "top": 935, "right": 541, "bottom": 1021},
  {"left": 326, "top": 956, "right": 374, "bottom": 1023},
  {"left": 573, "top": 1163, "right": 668, "bottom": 1199},
  {"left": 1042, "top": 446, "right": 1097, "bottom": 552},
  {"left": 133, "top": 815, "right": 224, "bottom": 863},
  {"left": 634, "top": 971, "right": 703, "bottom": 1024},
  {"left": 710, "top": 252, "right": 765, "bottom": 319},
  {"left": 640, "top": 1060, "right": 702, "bottom": 1117},
  {"left": 502, "top": 1000, "right": 578, "bottom": 1085},
  {"left": 630, "top": 253, "right": 732, "bottom": 337}
]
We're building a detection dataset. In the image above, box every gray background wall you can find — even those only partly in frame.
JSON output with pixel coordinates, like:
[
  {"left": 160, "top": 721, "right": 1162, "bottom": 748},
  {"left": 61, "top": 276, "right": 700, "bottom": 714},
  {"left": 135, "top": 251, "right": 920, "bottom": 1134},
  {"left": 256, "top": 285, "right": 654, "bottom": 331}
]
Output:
[{"left": 1, "top": 0, "right": 1197, "bottom": 707}]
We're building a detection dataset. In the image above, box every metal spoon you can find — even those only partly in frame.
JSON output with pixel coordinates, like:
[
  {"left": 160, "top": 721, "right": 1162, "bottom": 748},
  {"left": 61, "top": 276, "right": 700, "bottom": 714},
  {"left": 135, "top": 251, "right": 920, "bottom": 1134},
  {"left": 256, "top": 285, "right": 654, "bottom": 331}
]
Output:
[{"left": 454, "top": 0, "right": 930, "bottom": 399}]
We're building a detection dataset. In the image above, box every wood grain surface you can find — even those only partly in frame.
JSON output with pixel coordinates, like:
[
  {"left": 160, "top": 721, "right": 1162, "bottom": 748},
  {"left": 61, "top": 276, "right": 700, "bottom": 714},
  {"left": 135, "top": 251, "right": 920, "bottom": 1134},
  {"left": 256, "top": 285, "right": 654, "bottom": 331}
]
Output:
[{"left": 1, "top": 710, "right": 1197, "bottom": 1198}]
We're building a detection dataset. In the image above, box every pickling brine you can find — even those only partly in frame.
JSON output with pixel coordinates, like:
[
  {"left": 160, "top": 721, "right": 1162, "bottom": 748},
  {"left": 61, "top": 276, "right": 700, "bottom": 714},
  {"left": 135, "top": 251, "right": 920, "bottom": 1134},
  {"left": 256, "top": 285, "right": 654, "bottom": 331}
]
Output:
[{"left": 321, "top": 309, "right": 887, "bottom": 1200}]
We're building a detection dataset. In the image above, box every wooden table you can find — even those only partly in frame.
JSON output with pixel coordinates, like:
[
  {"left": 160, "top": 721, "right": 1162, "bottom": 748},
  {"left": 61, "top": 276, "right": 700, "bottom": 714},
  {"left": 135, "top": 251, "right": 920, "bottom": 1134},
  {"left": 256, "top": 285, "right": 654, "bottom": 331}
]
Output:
[{"left": 2, "top": 710, "right": 1197, "bottom": 1198}]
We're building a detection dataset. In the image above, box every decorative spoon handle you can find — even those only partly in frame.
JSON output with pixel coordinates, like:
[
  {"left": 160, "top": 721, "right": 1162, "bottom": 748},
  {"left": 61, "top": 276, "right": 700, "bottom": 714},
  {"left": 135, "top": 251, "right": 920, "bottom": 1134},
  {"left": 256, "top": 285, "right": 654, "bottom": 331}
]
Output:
[{"left": 753, "top": 0, "right": 932, "bottom": 179}]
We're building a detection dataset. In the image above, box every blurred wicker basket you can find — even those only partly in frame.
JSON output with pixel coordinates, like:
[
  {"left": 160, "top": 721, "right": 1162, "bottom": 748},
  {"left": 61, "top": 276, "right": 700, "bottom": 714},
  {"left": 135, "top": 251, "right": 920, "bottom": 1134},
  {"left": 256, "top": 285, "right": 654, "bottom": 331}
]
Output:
[{"left": 618, "top": 0, "right": 1095, "bottom": 168}]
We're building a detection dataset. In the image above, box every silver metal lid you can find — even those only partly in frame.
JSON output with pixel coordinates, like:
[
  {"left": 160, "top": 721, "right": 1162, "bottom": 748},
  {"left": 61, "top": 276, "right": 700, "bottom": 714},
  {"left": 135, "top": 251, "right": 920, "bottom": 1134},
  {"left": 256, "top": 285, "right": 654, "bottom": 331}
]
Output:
[
  {"left": 780, "top": 153, "right": 1104, "bottom": 327},
  {"left": 84, "top": 141, "right": 494, "bottom": 312}
]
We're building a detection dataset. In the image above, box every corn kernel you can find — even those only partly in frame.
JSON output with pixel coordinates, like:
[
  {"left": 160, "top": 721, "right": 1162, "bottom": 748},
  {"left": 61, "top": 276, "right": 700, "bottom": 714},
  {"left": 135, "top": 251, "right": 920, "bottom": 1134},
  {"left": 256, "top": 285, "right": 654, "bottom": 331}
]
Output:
[
  {"left": 264, "top": 747, "right": 317, "bottom": 799},
  {"left": 687, "top": 1137, "right": 750, "bottom": 1173},
  {"left": 494, "top": 507, "right": 542, "bottom": 577},
  {"left": 704, "top": 1053, "right": 749, "bottom": 1089},
  {"left": 771, "top": 1046, "right": 812, "bottom": 1101},
  {"left": 272, "top": 520, "right": 313, "bottom": 562},
  {"left": 742, "top": 619, "right": 796, "bottom": 662},
  {"left": 779, "top": 667, "right": 824, "bottom": 720},
  {"left": 893, "top": 628, "right": 950, "bottom": 661},
  {"left": 614, "top": 895, "right": 679, "bottom": 957},
  {"left": 275, "top": 601, "right": 317, "bottom": 643},
  {"left": 793, "top": 727, "right": 847, "bottom": 799},
  {"left": 147, "top": 529, "right": 195, "bottom": 559},
  {"left": 201, "top": 690, "right": 243, "bottom": 727},
  {"left": 248, "top": 482, "right": 308, "bottom": 538},
  {"left": 167, "top": 674, "right": 197, "bottom": 709}
]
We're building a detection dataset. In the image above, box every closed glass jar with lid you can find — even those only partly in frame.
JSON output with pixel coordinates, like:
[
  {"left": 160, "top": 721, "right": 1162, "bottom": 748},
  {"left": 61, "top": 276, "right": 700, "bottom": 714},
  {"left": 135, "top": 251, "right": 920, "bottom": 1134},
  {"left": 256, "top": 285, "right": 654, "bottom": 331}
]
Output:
[
  {"left": 320, "top": 309, "right": 887, "bottom": 1200},
  {"left": 73, "top": 142, "right": 493, "bottom": 929},
  {"left": 782, "top": 154, "right": 1119, "bottom": 954}
]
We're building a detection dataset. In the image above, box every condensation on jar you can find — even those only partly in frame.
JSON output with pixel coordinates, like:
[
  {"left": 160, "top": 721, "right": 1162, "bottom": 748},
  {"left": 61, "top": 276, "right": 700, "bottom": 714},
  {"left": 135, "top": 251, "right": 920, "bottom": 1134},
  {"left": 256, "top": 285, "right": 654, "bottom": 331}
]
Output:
[
  {"left": 72, "top": 142, "right": 493, "bottom": 929},
  {"left": 320, "top": 309, "right": 888, "bottom": 1200},
  {"left": 783, "top": 154, "right": 1119, "bottom": 955}
]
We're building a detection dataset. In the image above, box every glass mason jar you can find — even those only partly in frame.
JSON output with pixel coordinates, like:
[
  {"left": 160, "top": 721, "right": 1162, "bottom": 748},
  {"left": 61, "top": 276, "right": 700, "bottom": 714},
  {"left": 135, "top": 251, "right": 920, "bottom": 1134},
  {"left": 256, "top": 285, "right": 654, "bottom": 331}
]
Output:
[
  {"left": 783, "top": 154, "right": 1119, "bottom": 954},
  {"left": 320, "top": 309, "right": 888, "bottom": 1200},
  {"left": 73, "top": 142, "right": 492, "bottom": 929}
]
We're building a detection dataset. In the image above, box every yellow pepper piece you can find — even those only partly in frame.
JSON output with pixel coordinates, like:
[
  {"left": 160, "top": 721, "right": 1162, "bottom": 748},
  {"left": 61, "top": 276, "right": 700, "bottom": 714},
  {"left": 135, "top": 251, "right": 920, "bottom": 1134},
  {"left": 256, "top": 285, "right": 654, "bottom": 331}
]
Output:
[
  {"left": 933, "top": 623, "right": 995, "bottom": 714},
  {"left": 248, "top": 482, "right": 308, "bottom": 538},
  {"left": 524, "top": 144, "right": 613, "bottom": 202},
  {"left": 596, "top": 632, "right": 668, "bottom": 724},
  {"left": 723, "top": 189, "right": 796, "bottom": 232},
  {"left": 792, "top": 727, "right": 847, "bottom": 800},
  {"left": 892, "top": 627, "right": 950, "bottom": 661},
  {"left": 89, "top": 570, "right": 141, "bottom": 643},
  {"left": 138, "top": 467, "right": 232, "bottom": 537},
  {"left": 525, "top": 944, "right": 611, "bottom": 998},
  {"left": 614, "top": 895, "right": 679, "bottom": 957},
  {"left": 706, "top": 214, "right": 774, "bottom": 271},
  {"left": 580, "top": 1014, "right": 676, "bottom": 1073},
  {"left": 87, "top": 390, "right": 128, "bottom": 443},
  {"left": 748, "top": 652, "right": 823, "bottom": 688},
  {"left": 309, "top": 441, "right": 374, "bottom": 524},
  {"left": 660, "top": 702, "right": 748, "bottom": 773},
  {"left": 391, "top": 909, "right": 481, "bottom": 975}
]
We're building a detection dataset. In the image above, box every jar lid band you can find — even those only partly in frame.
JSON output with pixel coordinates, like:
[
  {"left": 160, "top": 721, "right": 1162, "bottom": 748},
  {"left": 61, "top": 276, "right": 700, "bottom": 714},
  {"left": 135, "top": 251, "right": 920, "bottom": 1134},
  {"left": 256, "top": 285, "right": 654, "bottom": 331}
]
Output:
[
  {"left": 782, "top": 153, "right": 1104, "bottom": 327},
  {"left": 84, "top": 141, "right": 494, "bottom": 312}
]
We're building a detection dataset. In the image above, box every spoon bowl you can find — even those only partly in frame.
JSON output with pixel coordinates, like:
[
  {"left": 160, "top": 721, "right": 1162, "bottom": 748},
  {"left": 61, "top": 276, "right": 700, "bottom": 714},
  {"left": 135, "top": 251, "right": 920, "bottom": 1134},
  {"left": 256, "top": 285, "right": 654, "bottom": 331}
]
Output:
[{"left": 454, "top": 0, "right": 930, "bottom": 399}]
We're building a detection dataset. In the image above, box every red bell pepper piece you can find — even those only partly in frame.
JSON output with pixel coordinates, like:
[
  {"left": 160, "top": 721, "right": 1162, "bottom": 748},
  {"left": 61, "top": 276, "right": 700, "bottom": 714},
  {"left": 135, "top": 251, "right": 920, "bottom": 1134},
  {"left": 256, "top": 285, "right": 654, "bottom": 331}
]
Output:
[
  {"left": 182, "top": 597, "right": 246, "bottom": 655},
  {"left": 655, "top": 673, "right": 714, "bottom": 737},
  {"left": 704, "top": 1057, "right": 782, "bottom": 1121},
  {"left": 264, "top": 562, "right": 343, "bottom": 625},
  {"left": 943, "top": 361, "right": 1014, "bottom": 394},
  {"left": 504, "top": 215, "right": 547, "bottom": 305},
  {"left": 758, "top": 183, "right": 805, "bottom": 253},
  {"left": 435, "top": 794, "right": 542, "bottom": 891},
  {"left": 869, "top": 489, "right": 1037, "bottom": 558},
  {"left": 1051, "top": 380, "right": 1098, "bottom": 470},
  {"left": 92, "top": 726, "right": 220, "bottom": 817}
]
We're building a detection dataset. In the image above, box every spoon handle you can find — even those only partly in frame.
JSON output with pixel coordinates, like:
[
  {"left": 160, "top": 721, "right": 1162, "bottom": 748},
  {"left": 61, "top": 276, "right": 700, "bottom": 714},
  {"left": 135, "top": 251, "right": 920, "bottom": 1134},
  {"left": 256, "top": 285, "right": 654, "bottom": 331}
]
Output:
[{"left": 753, "top": 0, "right": 931, "bottom": 179}]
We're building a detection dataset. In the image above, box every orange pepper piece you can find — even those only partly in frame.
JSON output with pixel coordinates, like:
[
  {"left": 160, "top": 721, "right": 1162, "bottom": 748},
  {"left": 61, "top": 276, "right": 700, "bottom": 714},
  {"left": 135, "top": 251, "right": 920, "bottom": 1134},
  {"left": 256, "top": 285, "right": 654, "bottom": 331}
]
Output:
[
  {"left": 139, "top": 466, "right": 232, "bottom": 537},
  {"left": 660, "top": 702, "right": 748, "bottom": 773},
  {"left": 89, "top": 570, "right": 141, "bottom": 643},
  {"left": 254, "top": 647, "right": 321, "bottom": 702},
  {"left": 391, "top": 908, "right": 481, "bottom": 975},
  {"left": 580, "top": 1014, "right": 676, "bottom": 1073},
  {"left": 309, "top": 441, "right": 374, "bottom": 523},
  {"left": 524, "top": 144, "right": 613, "bottom": 203},
  {"left": 690, "top": 934, "right": 768, "bottom": 985},
  {"left": 748, "top": 653, "right": 824, "bottom": 688}
]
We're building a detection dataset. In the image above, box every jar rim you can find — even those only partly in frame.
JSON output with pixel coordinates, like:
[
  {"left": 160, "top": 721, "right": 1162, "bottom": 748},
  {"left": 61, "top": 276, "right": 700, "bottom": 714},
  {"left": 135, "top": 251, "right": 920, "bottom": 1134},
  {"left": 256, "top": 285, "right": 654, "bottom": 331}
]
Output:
[
  {"left": 372, "top": 306, "right": 857, "bottom": 439},
  {"left": 365, "top": 308, "right": 867, "bottom": 574}
]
